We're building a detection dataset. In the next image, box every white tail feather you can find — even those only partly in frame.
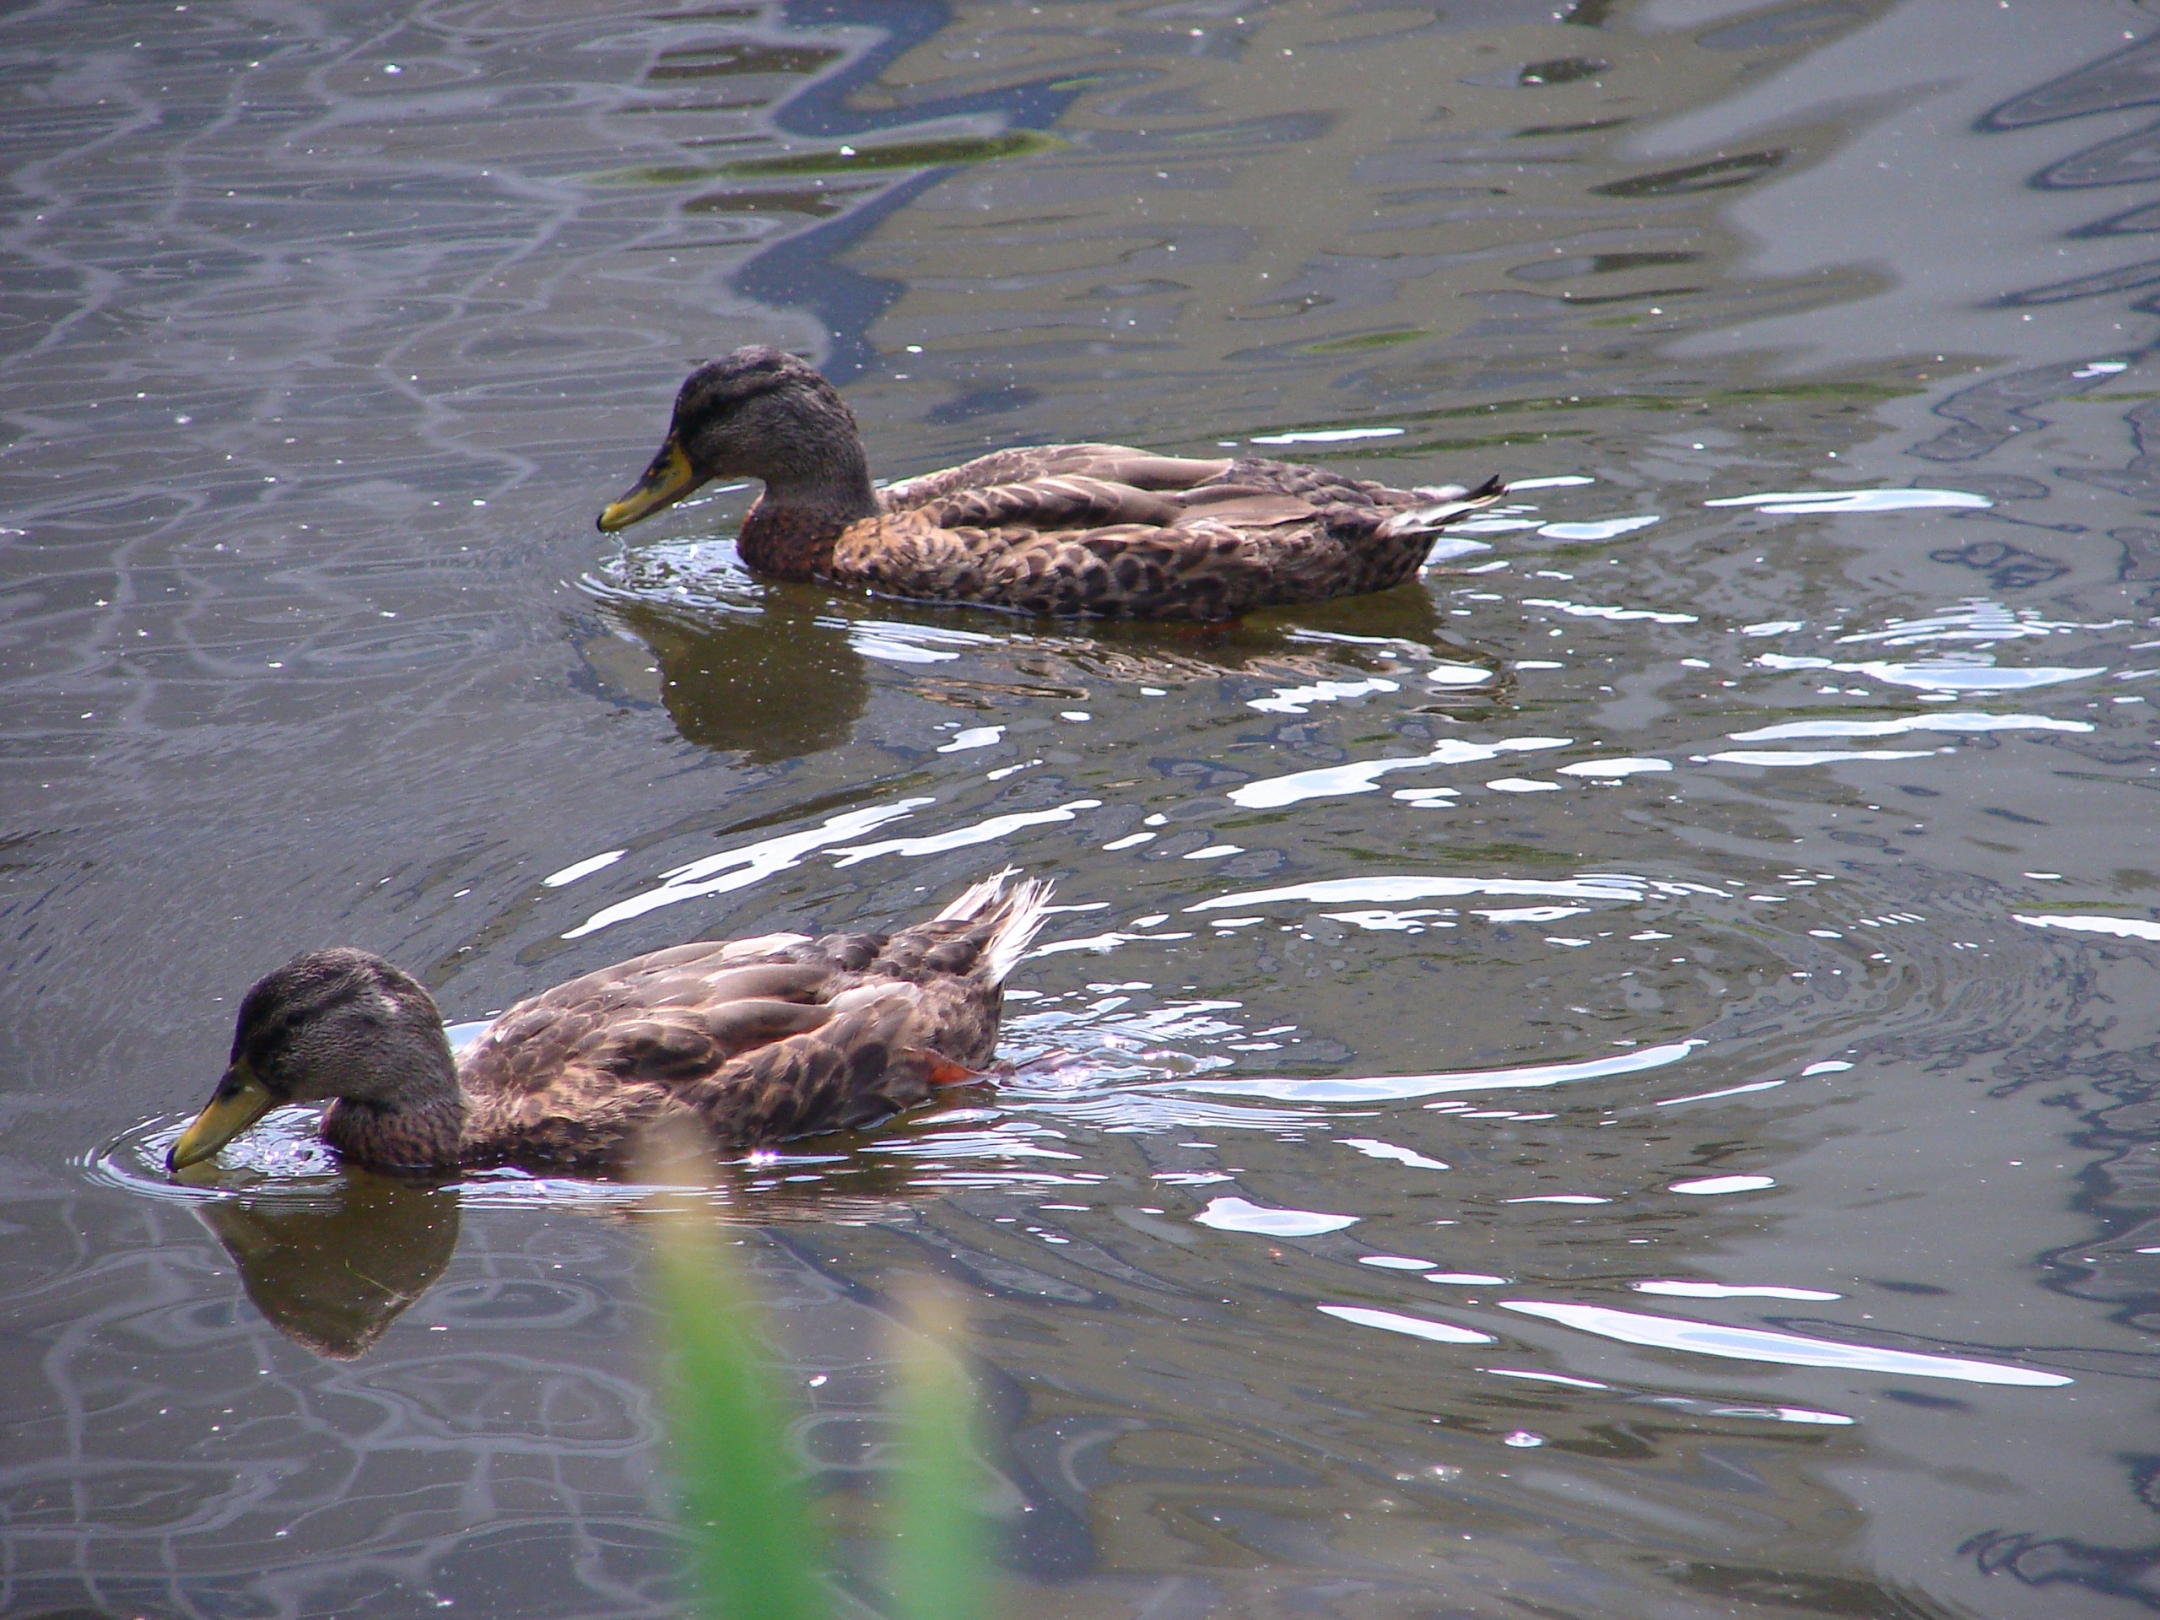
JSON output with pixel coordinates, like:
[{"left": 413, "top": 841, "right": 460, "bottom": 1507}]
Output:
[
  {"left": 933, "top": 869, "right": 1056, "bottom": 984},
  {"left": 985, "top": 880, "right": 1054, "bottom": 983},
  {"left": 937, "top": 866, "right": 1019, "bottom": 922},
  {"left": 1379, "top": 499, "right": 1491, "bottom": 537},
  {"left": 1379, "top": 475, "right": 1509, "bottom": 539}
]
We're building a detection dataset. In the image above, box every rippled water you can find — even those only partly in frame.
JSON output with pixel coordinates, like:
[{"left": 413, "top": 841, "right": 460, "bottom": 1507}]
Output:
[{"left": 10, "top": 2, "right": 2160, "bottom": 1616}]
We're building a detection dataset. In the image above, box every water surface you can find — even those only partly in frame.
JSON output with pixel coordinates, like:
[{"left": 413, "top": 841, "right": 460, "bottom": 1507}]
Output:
[{"left": 8, "top": 2, "right": 2160, "bottom": 1616}]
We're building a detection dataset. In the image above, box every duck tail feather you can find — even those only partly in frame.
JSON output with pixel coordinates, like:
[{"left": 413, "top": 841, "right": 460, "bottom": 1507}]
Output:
[
  {"left": 1379, "top": 472, "right": 1509, "bottom": 538},
  {"left": 936, "top": 866, "right": 1018, "bottom": 922},
  {"left": 929, "top": 869, "right": 1053, "bottom": 984},
  {"left": 980, "top": 876, "right": 1056, "bottom": 984}
]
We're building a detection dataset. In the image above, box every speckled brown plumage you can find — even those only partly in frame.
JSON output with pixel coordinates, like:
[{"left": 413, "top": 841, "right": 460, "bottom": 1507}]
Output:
[
  {"left": 171, "top": 873, "right": 1053, "bottom": 1176},
  {"left": 597, "top": 347, "right": 1508, "bottom": 621}
]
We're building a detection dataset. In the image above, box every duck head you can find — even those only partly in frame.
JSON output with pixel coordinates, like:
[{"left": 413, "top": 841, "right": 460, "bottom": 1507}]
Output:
[
  {"left": 169, "top": 948, "right": 458, "bottom": 1170},
  {"left": 597, "top": 346, "right": 875, "bottom": 533}
]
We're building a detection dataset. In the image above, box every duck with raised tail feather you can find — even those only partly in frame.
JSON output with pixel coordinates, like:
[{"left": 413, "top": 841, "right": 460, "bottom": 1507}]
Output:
[
  {"left": 167, "top": 872, "right": 1052, "bottom": 1175},
  {"left": 597, "top": 346, "right": 1507, "bottom": 621}
]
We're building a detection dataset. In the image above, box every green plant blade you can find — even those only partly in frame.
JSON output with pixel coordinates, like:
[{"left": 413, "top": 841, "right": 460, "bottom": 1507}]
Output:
[
  {"left": 888, "top": 1324, "right": 988, "bottom": 1620},
  {"left": 650, "top": 1216, "right": 830, "bottom": 1620}
]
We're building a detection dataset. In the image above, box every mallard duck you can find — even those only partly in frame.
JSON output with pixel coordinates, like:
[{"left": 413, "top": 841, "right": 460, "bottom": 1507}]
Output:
[
  {"left": 596, "top": 347, "right": 1507, "bottom": 621},
  {"left": 167, "top": 872, "right": 1052, "bottom": 1175}
]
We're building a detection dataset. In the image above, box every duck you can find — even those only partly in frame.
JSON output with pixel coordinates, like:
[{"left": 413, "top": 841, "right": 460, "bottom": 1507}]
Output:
[
  {"left": 167, "top": 872, "right": 1052, "bottom": 1175},
  {"left": 596, "top": 346, "right": 1507, "bottom": 621}
]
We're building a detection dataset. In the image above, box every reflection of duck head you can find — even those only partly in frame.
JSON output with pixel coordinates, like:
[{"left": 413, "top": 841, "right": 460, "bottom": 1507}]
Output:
[
  {"left": 194, "top": 1171, "right": 460, "bottom": 1359},
  {"left": 578, "top": 594, "right": 870, "bottom": 761},
  {"left": 185, "top": 1144, "right": 985, "bottom": 1357}
]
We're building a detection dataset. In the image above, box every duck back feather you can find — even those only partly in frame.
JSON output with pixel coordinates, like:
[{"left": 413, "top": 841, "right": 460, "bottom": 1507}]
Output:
[
  {"left": 451, "top": 872, "right": 1052, "bottom": 1167},
  {"left": 835, "top": 452, "right": 1506, "bottom": 619}
]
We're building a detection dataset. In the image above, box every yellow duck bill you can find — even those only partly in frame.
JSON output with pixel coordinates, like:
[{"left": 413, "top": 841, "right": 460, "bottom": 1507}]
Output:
[
  {"left": 168, "top": 1060, "right": 281, "bottom": 1170},
  {"left": 597, "top": 435, "right": 701, "bottom": 532}
]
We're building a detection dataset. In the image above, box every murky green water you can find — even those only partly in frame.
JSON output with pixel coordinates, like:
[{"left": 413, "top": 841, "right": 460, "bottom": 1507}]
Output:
[{"left": 9, "top": 2, "right": 2160, "bottom": 1615}]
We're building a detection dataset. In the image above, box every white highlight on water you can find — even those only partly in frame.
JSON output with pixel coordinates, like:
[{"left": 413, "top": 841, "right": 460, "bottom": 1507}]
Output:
[
  {"left": 2015, "top": 913, "right": 2160, "bottom": 942},
  {"left": 1225, "top": 736, "right": 1572, "bottom": 808},
  {"left": 1537, "top": 516, "right": 1661, "bottom": 541},
  {"left": 1657, "top": 1080, "right": 1785, "bottom": 1106},
  {"left": 1728, "top": 713, "right": 2090, "bottom": 741},
  {"left": 1706, "top": 749, "right": 1938, "bottom": 767},
  {"left": 1166, "top": 1036, "right": 1703, "bottom": 1105},
  {"left": 1250, "top": 426, "right": 1405, "bottom": 444},
  {"left": 1248, "top": 677, "right": 1400, "bottom": 714},
  {"left": 1486, "top": 1368, "right": 1608, "bottom": 1389},
  {"left": 832, "top": 799, "right": 1101, "bottom": 866},
  {"left": 1835, "top": 601, "right": 2109, "bottom": 647},
  {"left": 1426, "top": 662, "right": 1494, "bottom": 686},
  {"left": 1522, "top": 596, "right": 1695, "bottom": 624},
  {"left": 1754, "top": 653, "right": 2105, "bottom": 692},
  {"left": 1506, "top": 1194, "right": 1611, "bottom": 1205},
  {"left": 1338, "top": 1137, "right": 1451, "bottom": 1171},
  {"left": 1557, "top": 757, "right": 1672, "bottom": 777},
  {"left": 1188, "top": 873, "right": 1644, "bottom": 910},
  {"left": 1704, "top": 488, "right": 1992, "bottom": 514},
  {"left": 1635, "top": 1281, "right": 1841, "bottom": 1301},
  {"left": 542, "top": 849, "right": 624, "bottom": 887},
  {"left": 1317, "top": 1304, "right": 1495, "bottom": 1345},
  {"left": 1669, "top": 1174, "right": 1777, "bottom": 1195},
  {"left": 847, "top": 619, "right": 996, "bottom": 664},
  {"left": 1195, "top": 1196, "right": 1359, "bottom": 1236},
  {"left": 1501, "top": 1301, "right": 2071, "bottom": 1386},
  {"left": 564, "top": 799, "right": 932, "bottom": 938}
]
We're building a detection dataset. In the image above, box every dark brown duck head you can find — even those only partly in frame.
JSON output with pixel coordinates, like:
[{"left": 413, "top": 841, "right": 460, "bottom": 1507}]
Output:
[
  {"left": 168, "top": 948, "right": 460, "bottom": 1171},
  {"left": 597, "top": 346, "right": 879, "bottom": 579}
]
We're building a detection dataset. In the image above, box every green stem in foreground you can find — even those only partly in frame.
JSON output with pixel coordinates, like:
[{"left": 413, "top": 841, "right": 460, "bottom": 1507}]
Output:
[
  {"left": 651, "top": 1218, "right": 830, "bottom": 1620},
  {"left": 888, "top": 1320, "right": 988, "bottom": 1620}
]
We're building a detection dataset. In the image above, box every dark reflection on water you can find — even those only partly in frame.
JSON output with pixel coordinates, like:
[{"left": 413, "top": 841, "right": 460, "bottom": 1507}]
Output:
[
  {"left": 154, "top": 1145, "right": 955, "bottom": 1357},
  {"left": 578, "top": 526, "right": 1508, "bottom": 759},
  {"left": 579, "top": 590, "right": 875, "bottom": 761},
  {"left": 196, "top": 1172, "right": 463, "bottom": 1359},
  {"left": 10, "top": 0, "right": 2160, "bottom": 1616}
]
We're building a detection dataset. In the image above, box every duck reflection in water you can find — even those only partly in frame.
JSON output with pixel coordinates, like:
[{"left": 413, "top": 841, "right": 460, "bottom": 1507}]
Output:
[
  {"left": 189, "top": 1156, "right": 941, "bottom": 1359},
  {"left": 193, "top": 1171, "right": 459, "bottom": 1359},
  {"left": 581, "top": 566, "right": 1508, "bottom": 759},
  {"left": 578, "top": 594, "right": 871, "bottom": 762}
]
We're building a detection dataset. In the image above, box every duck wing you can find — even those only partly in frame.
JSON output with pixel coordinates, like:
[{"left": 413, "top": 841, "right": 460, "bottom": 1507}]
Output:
[
  {"left": 842, "top": 444, "right": 1504, "bottom": 618},
  {"left": 822, "top": 869, "right": 1053, "bottom": 1066},
  {"left": 661, "top": 984, "right": 972, "bottom": 1144},
  {"left": 457, "top": 875, "right": 1052, "bottom": 1161},
  {"left": 832, "top": 476, "right": 1496, "bottom": 620},
  {"left": 455, "top": 952, "right": 838, "bottom": 1154},
  {"left": 880, "top": 446, "right": 1235, "bottom": 509}
]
